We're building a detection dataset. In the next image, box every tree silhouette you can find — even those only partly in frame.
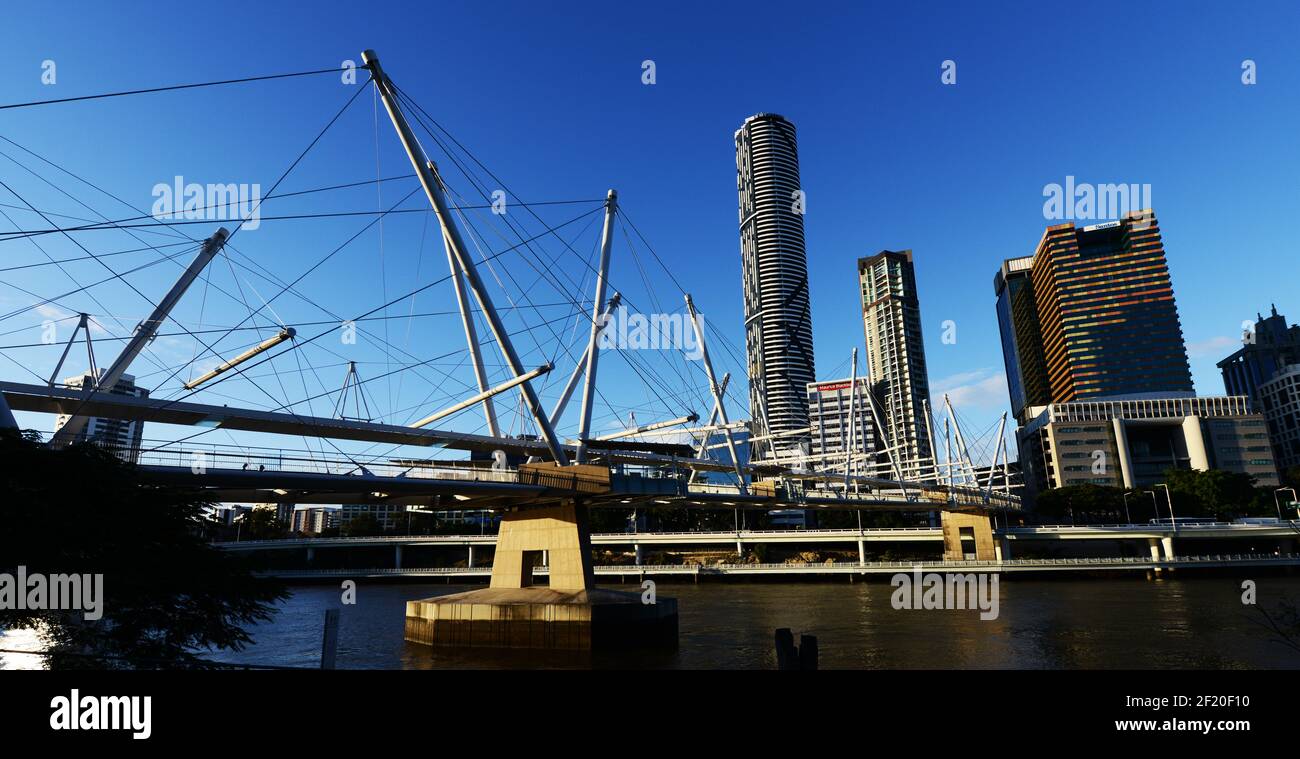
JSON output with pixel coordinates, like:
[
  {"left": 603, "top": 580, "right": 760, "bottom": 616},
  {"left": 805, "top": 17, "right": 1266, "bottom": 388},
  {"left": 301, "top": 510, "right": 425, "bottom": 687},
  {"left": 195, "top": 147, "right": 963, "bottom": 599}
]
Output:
[{"left": 0, "top": 429, "right": 286, "bottom": 669}]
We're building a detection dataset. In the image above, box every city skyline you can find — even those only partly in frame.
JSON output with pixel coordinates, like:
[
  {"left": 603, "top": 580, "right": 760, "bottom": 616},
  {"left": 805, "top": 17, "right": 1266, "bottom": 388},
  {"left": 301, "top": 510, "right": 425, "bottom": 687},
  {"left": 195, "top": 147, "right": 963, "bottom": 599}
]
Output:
[{"left": 0, "top": 1, "right": 1296, "bottom": 456}]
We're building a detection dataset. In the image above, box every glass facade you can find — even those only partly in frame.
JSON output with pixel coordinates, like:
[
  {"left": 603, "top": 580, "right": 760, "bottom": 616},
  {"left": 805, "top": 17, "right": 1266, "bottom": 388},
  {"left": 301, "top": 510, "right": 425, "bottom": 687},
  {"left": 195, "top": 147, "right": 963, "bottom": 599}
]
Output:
[{"left": 998, "top": 210, "right": 1193, "bottom": 407}]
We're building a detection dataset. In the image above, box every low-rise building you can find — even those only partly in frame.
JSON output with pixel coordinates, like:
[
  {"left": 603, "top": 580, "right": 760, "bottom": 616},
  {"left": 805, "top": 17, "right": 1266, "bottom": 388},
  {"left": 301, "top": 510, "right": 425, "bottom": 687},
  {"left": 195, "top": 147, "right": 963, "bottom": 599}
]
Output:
[
  {"left": 806, "top": 377, "right": 876, "bottom": 471},
  {"left": 1018, "top": 395, "right": 1279, "bottom": 495}
]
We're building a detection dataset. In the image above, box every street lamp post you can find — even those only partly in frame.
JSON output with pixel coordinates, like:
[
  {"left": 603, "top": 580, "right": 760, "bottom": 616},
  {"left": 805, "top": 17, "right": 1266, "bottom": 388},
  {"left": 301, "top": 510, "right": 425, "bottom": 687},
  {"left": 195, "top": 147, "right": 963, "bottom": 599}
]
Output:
[
  {"left": 1146, "top": 490, "right": 1158, "bottom": 522},
  {"left": 1274, "top": 487, "right": 1298, "bottom": 521},
  {"left": 1155, "top": 483, "right": 1175, "bottom": 531}
]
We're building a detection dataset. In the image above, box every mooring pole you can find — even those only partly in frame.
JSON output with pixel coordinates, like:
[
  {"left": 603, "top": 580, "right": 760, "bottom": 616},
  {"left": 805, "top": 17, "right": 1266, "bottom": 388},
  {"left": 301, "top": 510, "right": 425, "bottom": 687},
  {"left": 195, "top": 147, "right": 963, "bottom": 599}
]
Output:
[
  {"left": 363, "top": 49, "right": 568, "bottom": 464},
  {"left": 574, "top": 189, "right": 618, "bottom": 463}
]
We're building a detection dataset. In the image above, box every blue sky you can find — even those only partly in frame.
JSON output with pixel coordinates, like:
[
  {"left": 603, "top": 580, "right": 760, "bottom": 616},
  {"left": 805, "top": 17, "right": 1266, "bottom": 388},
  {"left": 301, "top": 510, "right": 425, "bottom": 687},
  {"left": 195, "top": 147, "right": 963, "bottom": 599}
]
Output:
[{"left": 1, "top": 0, "right": 1297, "bottom": 461}]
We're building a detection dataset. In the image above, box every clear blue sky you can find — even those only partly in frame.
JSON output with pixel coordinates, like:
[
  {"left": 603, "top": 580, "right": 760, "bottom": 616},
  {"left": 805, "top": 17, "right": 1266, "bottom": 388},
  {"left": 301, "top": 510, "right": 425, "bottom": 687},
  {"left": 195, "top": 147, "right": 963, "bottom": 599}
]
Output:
[{"left": 1, "top": 0, "right": 1297, "bottom": 461}]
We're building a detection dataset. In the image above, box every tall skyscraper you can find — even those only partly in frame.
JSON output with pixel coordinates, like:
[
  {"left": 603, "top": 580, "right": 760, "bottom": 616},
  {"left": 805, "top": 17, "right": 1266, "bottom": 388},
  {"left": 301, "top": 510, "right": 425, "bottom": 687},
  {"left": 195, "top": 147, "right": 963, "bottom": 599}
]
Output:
[
  {"left": 997, "top": 209, "right": 1193, "bottom": 408},
  {"left": 994, "top": 210, "right": 1253, "bottom": 499},
  {"left": 857, "top": 250, "right": 933, "bottom": 479},
  {"left": 53, "top": 369, "right": 149, "bottom": 462},
  {"left": 994, "top": 255, "right": 1051, "bottom": 422},
  {"left": 735, "top": 113, "right": 815, "bottom": 460}
]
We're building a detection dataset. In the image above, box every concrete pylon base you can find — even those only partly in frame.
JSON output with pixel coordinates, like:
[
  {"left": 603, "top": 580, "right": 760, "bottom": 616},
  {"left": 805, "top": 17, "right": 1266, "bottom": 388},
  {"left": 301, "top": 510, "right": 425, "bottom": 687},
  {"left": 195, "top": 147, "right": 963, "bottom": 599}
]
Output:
[
  {"left": 405, "top": 475, "right": 678, "bottom": 650},
  {"left": 404, "top": 587, "right": 678, "bottom": 650},
  {"left": 940, "top": 511, "right": 998, "bottom": 561}
]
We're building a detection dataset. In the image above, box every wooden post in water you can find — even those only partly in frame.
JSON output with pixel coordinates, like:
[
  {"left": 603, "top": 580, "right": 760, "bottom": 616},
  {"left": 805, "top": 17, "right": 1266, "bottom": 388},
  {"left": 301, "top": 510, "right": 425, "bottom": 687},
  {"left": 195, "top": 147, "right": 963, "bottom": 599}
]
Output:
[
  {"left": 775, "top": 628, "right": 820, "bottom": 670},
  {"left": 320, "top": 609, "right": 340, "bottom": 670},
  {"left": 799, "top": 634, "right": 819, "bottom": 670},
  {"left": 775, "top": 628, "right": 798, "bottom": 670}
]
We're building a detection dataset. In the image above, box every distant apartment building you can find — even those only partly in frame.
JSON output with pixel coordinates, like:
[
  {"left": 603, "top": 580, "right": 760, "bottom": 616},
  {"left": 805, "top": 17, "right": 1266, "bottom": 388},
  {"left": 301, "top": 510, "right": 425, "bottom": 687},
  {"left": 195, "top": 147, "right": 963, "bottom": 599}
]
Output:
[
  {"left": 1018, "top": 396, "right": 1279, "bottom": 494},
  {"left": 806, "top": 378, "right": 876, "bottom": 470},
  {"left": 735, "top": 113, "right": 816, "bottom": 462},
  {"left": 1257, "top": 365, "right": 1300, "bottom": 473},
  {"left": 253, "top": 502, "right": 295, "bottom": 525},
  {"left": 1218, "top": 305, "right": 1300, "bottom": 404},
  {"left": 291, "top": 507, "right": 338, "bottom": 535},
  {"left": 857, "top": 250, "right": 933, "bottom": 479},
  {"left": 998, "top": 211, "right": 1193, "bottom": 407},
  {"left": 53, "top": 369, "right": 148, "bottom": 462},
  {"left": 337, "top": 503, "right": 407, "bottom": 532}
]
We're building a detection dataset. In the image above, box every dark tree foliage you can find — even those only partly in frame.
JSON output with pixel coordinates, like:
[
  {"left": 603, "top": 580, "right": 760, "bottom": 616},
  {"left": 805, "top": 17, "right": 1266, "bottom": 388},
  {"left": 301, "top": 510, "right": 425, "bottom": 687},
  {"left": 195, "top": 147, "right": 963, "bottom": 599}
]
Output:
[
  {"left": 1032, "top": 483, "right": 1126, "bottom": 522},
  {"left": 1162, "top": 468, "right": 1269, "bottom": 519},
  {"left": 0, "top": 430, "right": 287, "bottom": 669}
]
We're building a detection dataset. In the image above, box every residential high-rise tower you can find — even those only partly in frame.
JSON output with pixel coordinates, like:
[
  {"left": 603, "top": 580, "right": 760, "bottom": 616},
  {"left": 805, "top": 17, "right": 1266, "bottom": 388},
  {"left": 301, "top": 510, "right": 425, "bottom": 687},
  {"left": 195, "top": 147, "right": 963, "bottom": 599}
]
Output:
[
  {"left": 857, "top": 249, "right": 933, "bottom": 479},
  {"left": 735, "top": 113, "right": 815, "bottom": 460}
]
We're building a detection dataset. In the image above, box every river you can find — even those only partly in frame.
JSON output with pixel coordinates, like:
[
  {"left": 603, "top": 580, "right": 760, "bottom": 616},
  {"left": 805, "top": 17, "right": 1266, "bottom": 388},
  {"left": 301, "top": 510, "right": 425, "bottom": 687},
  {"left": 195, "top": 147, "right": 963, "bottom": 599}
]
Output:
[{"left": 187, "top": 574, "right": 1300, "bottom": 669}]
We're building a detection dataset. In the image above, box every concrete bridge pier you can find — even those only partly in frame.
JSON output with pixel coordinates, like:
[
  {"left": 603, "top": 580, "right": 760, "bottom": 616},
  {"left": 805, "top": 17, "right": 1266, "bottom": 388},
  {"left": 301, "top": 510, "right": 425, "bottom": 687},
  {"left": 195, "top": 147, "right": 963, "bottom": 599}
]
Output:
[
  {"left": 306, "top": 547, "right": 315, "bottom": 563},
  {"left": 467, "top": 545, "right": 475, "bottom": 568},
  {"left": 1161, "top": 536, "right": 1176, "bottom": 559},
  {"left": 634, "top": 543, "right": 644, "bottom": 565},
  {"left": 857, "top": 539, "right": 866, "bottom": 566},
  {"left": 1147, "top": 538, "right": 1166, "bottom": 575},
  {"left": 994, "top": 535, "right": 1012, "bottom": 561},
  {"left": 395, "top": 545, "right": 403, "bottom": 570},
  {"left": 736, "top": 540, "right": 744, "bottom": 558},
  {"left": 940, "top": 511, "right": 996, "bottom": 561},
  {"left": 404, "top": 463, "right": 678, "bottom": 650}
]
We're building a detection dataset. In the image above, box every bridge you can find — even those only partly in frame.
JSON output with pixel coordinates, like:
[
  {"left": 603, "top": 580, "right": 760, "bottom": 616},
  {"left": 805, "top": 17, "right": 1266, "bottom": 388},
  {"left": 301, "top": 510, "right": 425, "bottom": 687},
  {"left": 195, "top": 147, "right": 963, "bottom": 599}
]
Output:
[
  {"left": 216, "top": 521, "right": 1300, "bottom": 570},
  {"left": 0, "top": 47, "right": 1026, "bottom": 648},
  {"left": 216, "top": 521, "right": 1300, "bottom": 551},
  {"left": 255, "top": 553, "right": 1300, "bottom": 580}
]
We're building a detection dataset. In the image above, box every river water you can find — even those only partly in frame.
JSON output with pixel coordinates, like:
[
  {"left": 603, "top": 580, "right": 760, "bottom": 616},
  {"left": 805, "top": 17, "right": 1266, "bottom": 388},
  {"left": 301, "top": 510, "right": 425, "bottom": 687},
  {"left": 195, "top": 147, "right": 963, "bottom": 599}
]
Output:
[{"left": 195, "top": 575, "right": 1300, "bottom": 670}]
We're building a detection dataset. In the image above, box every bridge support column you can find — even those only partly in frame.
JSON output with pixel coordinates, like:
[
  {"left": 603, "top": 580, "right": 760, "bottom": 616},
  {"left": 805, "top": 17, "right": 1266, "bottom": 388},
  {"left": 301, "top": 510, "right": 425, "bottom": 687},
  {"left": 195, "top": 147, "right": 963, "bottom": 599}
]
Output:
[
  {"left": 634, "top": 543, "right": 643, "bottom": 566},
  {"left": 490, "top": 500, "right": 594, "bottom": 591},
  {"left": 857, "top": 539, "right": 866, "bottom": 566},
  {"left": 306, "top": 547, "right": 315, "bottom": 563},
  {"left": 1161, "top": 536, "right": 1176, "bottom": 560},
  {"left": 395, "top": 545, "right": 403, "bottom": 570},
  {"left": 1147, "top": 538, "right": 1161, "bottom": 561},
  {"left": 736, "top": 540, "right": 744, "bottom": 558},
  {"left": 940, "top": 511, "right": 996, "bottom": 561},
  {"left": 999, "top": 536, "right": 1012, "bottom": 561},
  {"left": 467, "top": 545, "right": 475, "bottom": 568}
]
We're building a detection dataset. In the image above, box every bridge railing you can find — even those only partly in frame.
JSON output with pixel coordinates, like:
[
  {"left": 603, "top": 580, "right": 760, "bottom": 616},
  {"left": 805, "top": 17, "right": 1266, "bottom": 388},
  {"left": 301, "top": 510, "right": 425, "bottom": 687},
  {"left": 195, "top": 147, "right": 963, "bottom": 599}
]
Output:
[
  {"left": 257, "top": 553, "right": 1300, "bottom": 576},
  {"left": 215, "top": 526, "right": 946, "bottom": 547},
  {"left": 130, "top": 438, "right": 519, "bottom": 483},
  {"left": 1012, "top": 521, "right": 1298, "bottom": 532}
]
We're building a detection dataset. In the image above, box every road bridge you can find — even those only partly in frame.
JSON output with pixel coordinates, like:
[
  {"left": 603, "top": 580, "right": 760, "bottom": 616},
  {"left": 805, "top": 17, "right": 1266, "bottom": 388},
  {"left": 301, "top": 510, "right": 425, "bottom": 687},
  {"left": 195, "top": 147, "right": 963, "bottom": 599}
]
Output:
[{"left": 255, "top": 552, "right": 1300, "bottom": 580}]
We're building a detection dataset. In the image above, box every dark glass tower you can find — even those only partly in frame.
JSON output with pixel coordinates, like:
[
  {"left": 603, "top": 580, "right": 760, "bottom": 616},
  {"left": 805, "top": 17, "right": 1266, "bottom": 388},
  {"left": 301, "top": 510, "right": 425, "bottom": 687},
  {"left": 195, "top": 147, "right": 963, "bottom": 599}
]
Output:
[
  {"left": 994, "top": 256, "right": 1050, "bottom": 421},
  {"left": 1218, "top": 305, "right": 1300, "bottom": 403}
]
